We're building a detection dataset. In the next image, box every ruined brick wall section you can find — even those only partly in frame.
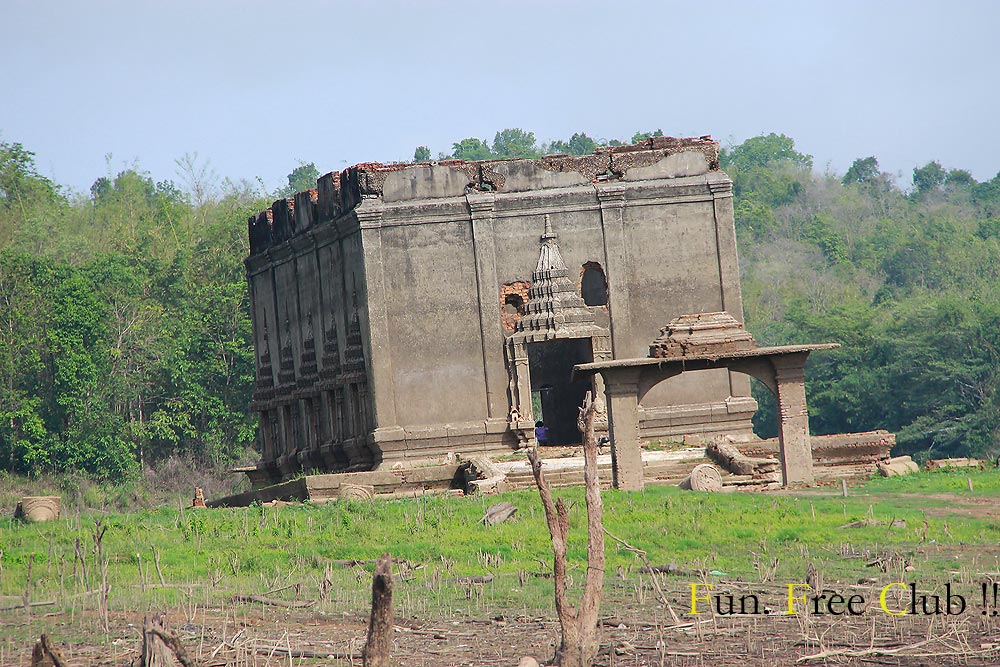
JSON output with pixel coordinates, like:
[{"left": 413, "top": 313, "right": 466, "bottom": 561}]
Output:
[
  {"left": 248, "top": 136, "right": 721, "bottom": 256},
  {"left": 500, "top": 281, "right": 531, "bottom": 332}
]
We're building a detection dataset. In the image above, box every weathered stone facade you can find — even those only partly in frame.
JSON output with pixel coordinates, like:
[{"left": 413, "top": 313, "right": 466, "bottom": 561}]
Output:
[{"left": 246, "top": 136, "right": 757, "bottom": 482}]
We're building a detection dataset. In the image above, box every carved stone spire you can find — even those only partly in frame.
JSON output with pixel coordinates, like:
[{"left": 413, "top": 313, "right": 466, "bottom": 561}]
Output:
[
  {"left": 320, "top": 309, "right": 342, "bottom": 380},
  {"left": 514, "top": 215, "right": 600, "bottom": 341},
  {"left": 344, "top": 292, "right": 366, "bottom": 374},
  {"left": 254, "top": 320, "right": 275, "bottom": 402},
  {"left": 535, "top": 213, "right": 565, "bottom": 273},
  {"left": 277, "top": 314, "right": 297, "bottom": 387},
  {"left": 297, "top": 310, "right": 319, "bottom": 386}
]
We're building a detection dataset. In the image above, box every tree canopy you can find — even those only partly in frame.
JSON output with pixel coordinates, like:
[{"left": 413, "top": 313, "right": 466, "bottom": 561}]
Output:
[{"left": 283, "top": 162, "right": 320, "bottom": 196}]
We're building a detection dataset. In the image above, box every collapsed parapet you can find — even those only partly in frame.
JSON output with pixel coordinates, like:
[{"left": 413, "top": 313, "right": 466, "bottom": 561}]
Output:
[{"left": 248, "top": 135, "right": 720, "bottom": 256}]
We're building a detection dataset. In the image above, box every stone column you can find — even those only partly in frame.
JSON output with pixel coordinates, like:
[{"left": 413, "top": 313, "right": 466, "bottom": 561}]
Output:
[
  {"left": 709, "top": 176, "right": 751, "bottom": 402},
  {"left": 355, "top": 202, "right": 405, "bottom": 449},
  {"left": 595, "top": 184, "right": 632, "bottom": 357},
  {"left": 591, "top": 334, "right": 612, "bottom": 429},
  {"left": 511, "top": 340, "right": 532, "bottom": 422},
  {"left": 772, "top": 354, "right": 814, "bottom": 485},
  {"left": 319, "top": 390, "right": 341, "bottom": 469},
  {"left": 603, "top": 368, "right": 644, "bottom": 491},
  {"left": 467, "top": 193, "right": 506, "bottom": 429}
]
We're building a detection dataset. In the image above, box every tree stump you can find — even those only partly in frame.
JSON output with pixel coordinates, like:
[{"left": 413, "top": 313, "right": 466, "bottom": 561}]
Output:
[
  {"left": 363, "top": 553, "right": 393, "bottom": 667},
  {"left": 679, "top": 464, "right": 723, "bottom": 492},
  {"left": 30, "top": 635, "right": 67, "bottom": 667},
  {"left": 138, "top": 613, "right": 195, "bottom": 667}
]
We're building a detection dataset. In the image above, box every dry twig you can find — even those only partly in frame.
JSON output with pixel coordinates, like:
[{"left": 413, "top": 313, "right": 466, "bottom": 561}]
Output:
[{"left": 526, "top": 390, "right": 605, "bottom": 667}]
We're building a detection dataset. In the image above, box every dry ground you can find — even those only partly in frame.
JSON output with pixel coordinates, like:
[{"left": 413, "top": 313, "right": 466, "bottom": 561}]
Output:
[{"left": 9, "top": 575, "right": 1000, "bottom": 666}]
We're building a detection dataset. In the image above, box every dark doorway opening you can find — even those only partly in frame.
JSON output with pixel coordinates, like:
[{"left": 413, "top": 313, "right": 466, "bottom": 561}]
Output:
[{"left": 527, "top": 337, "right": 594, "bottom": 446}]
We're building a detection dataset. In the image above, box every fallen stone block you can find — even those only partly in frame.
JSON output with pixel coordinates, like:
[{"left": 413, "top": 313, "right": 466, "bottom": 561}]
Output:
[
  {"left": 926, "top": 457, "right": 982, "bottom": 470},
  {"left": 16, "top": 496, "right": 61, "bottom": 523},
  {"left": 877, "top": 456, "right": 919, "bottom": 477},
  {"left": 481, "top": 501, "right": 518, "bottom": 525}
]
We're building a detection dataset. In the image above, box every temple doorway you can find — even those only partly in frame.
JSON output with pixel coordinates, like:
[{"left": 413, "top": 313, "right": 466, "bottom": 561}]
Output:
[{"left": 527, "top": 338, "right": 593, "bottom": 446}]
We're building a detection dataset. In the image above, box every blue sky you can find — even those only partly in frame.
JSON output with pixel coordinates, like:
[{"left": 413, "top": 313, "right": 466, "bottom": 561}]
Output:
[{"left": 3, "top": 0, "right": 997, "bottom": 194}]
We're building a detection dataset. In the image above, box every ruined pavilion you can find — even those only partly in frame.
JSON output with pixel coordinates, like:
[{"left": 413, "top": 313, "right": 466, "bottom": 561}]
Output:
[
  {"left": 575, "top": 312, "right": 838, "bottom": 490},
  {"left": 245, "top": 136, "right": 773, "bottom": 484}
]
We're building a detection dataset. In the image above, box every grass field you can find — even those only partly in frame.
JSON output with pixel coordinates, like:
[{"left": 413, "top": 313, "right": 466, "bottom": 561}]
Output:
[{"left": 3, "top": 468, "right": 1000, "bottom": 665}]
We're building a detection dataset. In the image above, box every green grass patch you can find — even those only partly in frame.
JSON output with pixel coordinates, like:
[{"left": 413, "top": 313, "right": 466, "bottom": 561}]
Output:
[{"left": 0, "top": 468, "right": 998, "bottom": 638}]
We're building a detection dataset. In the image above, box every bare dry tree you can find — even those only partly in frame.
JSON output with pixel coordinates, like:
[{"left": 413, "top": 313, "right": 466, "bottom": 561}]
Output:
[
  {"left": 363, "top": 553, "right": 393, "bottom": 667},
  {"left": 526, "top": 390, "right": 605, "bottom": 667}
]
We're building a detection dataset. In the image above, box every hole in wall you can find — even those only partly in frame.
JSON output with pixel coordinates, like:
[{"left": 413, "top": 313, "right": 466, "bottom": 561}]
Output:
[
  {"left": 581, "top": 261, "right": 608, "bottom": 306},
  {"left": 500, "top": 280, "right": 531, "bottom": 331}
]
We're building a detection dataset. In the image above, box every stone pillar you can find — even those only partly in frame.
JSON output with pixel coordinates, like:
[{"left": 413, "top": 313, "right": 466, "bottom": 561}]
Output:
[
  {"left": 319, "top": 390, "right": 342, "bottom": 469},
  {"left": 603, "top": 369, "right": 644, "bottom": 491},
  {"left": 467, "top": 193, "right": 506, "bottom": 428},
  {"left": 708, "top": 177, "right": 740, "bottom": 318},
  {"left": 355, "top": 202, "right": 404, "bottom": 448},
  {"left": 772, "top": 354, "right": 814, "bottom": 485},
  {"left": 595, "top": 184, "right": 632, "bottom": 357},
  {"left": 709, "top": 176, "right": 751, "bottom": 402},
  {"left": 511, "top": 340, "right": 532, "bottom": 422},
  {"left": 591, "top": 334, "right": 612, "bottom": 429},
  {"left": 260, "top": 409, "right": 275, "bottom": 461},
  {"left": 304, "top": 396, "right": 323, "bottom": 469}
]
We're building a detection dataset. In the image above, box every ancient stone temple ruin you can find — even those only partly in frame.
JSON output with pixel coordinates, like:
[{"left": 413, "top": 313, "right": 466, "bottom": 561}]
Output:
[{"left": 246, "top": 136, "right": 759, "bottom": 483}]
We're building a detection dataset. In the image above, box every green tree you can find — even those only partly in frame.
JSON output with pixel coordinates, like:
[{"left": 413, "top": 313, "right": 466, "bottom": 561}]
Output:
[
  {"left": 284, "top": 162, "right": 319, "bottom": 195},
  {"left": 451, "top": 138, "right": 493, "bottom": 161},
  {"left": 548, "top": 132, "right": 597, "bottom": 156},
  {"left": 722, "top": 133, "right": 813, "bottom": 172},
  {"left": 912, "top": 161, "right": 946, "bottom": 196},
  {"left": 413, "top": 146, "right": 431, "bottom": 163},
  {"left": 0, "top": 252, "right": 51, "bottom": 473},
  {"left": 631, "top": 129, "right": 664, "bottom": 144},
  {"left": 0, "top": 142, "right": 60, "bottom": 210},
  {"left": 733, "top": 196, "right": 778, "bottom": 241},
  {"left": 973, "top": 173, "right": 1000, "bottom": 216},
  {"left": 842, "top": 156, "right": 880, "bottom": 185},
  {"left": 491, "top": 128, "right": 539, "bottom": 159},
  {"left": 945, "top": 169, "right": 976, "bottom": 189}
]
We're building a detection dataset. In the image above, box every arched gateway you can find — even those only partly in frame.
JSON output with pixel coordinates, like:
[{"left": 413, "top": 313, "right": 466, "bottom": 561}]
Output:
[{"left": 574, "top": 312, "right": 838, "bottom": 491}]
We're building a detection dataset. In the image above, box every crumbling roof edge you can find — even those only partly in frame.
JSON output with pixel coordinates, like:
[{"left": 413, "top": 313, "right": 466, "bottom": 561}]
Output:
[{"left": 249, "top": 134, "right": 723, "bottom": 256}]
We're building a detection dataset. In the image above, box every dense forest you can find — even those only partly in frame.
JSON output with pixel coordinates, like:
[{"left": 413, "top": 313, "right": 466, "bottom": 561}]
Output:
[{"left": 2, "top": 128, "right": 1000, "bottom": 480}]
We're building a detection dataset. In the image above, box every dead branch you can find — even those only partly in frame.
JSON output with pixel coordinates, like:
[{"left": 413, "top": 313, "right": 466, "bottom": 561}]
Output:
[
  {"left": 526, "top": 390, "right": 605, "bottom": 667},
  {"left": 151, "top": 544, "right": 166, "bottom": 586},
  {"left": 449, "top": 574, "right": 495, "bottom": 584},
  {"left": 229, "top": 594, "right": 315, "bottom": 608},
  {"left": 363, "top": 553, "right": 393, "bottom": 667},
  {"left": 795, "top": 630, "right": 980, "bottom": 662},
  {"left": 1, "top": 599, "right": 56, "bottom": 612},
  {"left": 255, "top": 645, "right": 360, "bottom": 659},
  {"left": 637, "top": 564, "right": 700, "bottom": 577},
  {"left": 578, "top": 391, "right": 605, "bottom": 664},
  {"left": 604, "top": 529, "right": 681, "bottom": 624}
]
